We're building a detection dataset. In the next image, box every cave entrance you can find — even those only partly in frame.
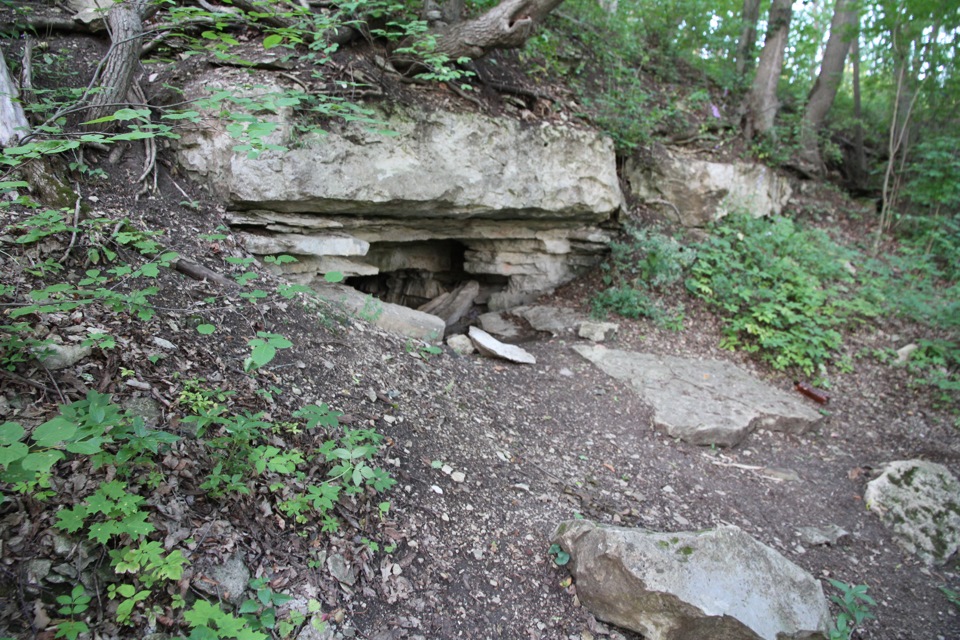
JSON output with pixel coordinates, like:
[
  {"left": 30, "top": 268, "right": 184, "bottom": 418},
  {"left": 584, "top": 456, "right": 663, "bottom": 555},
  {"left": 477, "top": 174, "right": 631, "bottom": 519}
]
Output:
[{"left": 345, "top": 240, "right": 506, "bottom": 313}]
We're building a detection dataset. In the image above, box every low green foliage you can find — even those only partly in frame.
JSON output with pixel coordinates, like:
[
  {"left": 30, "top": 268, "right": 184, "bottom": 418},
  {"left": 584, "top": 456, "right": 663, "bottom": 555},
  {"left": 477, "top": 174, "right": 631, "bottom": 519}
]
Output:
[
  {"left": 1, "top": 372, "right": 394, "bottom": 637},
  {"left": 687, "top": 214, "right": 878, "bottom": 374},
  {"left": 54, "top": 585, "right": 91, "bottom": 640},
  {"left": 547, "top": 543, "right": 570, "bottom": 566},
  {"left": 592, "top": 225, "right": 693, "bottom": 329},
  {"left": 859, "top": 226, "right": 960, "bottom": 411},
  {"left": 940, "top": 585, "right": 960, "bottom": 610},
  {"left": 244, "top": 331, "right": 293, "bottom": 372},
  {"left": 827, "top": 580, "right": 876, "bottom": 640}
]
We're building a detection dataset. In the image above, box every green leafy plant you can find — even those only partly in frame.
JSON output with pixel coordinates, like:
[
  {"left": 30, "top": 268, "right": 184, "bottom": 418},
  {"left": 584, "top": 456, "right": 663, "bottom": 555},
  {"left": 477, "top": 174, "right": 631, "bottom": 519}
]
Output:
[
  {"left": 238, "top": 577, "right": 295, "bottom": 633},
  {"left": 54, "top": 585, "right": 91, "bottom": 640},
  {"left": 592, "top": 225, "right": 692, "bottom": 329},
  {"left": 184, "top": 599, "right": 268, "bottom": 640},
  {"left": 687, "top": 214, "right": 878, "bottom": 374},
  {"left": 547, "top": 543, "right": 570, "bottom": 566},
  {"left": 940, "top": 585, "right": 960, "bottom": 610},
  {"left": 0, "top": 390, "right": 153, "bottom": 487},
  {"left": 827, "top": 580, "right": 876, "bottom": 640},
  {"left": 244, "top": 332, "right": 293, "bottom": 372}
]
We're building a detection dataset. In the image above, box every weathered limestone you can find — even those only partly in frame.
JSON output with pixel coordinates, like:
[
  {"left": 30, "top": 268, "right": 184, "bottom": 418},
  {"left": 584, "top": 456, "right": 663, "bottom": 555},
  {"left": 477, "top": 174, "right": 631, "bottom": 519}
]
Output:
[
  {"left": 573, "top": 345, "right": 823, "bottom": 446},
  {"left": 468, "top": 327, "right": 536, "bottom": 364},
  {"left": 177, "top": 73, "right": 623, "bottom": 308},
  {"left": 552, "top": 520, "right": 831, "bottom": 640},
  {"left": 315, "top": 283, "right": 445, "bottom": 342},
  {"left": 418, "top": 281, "right": 480, "bottom": 328},
  {"left": 864, "top": 460, "right": 960, "bottom": 565},
  {"left": 35, "top": 342, "right": 92, "bottom": 370},
  {"left": 626, "top": 145, "right": 792, "bottom": 227},
  {"left": 180, "top": 100, "right": 622, "bottom": 219}
]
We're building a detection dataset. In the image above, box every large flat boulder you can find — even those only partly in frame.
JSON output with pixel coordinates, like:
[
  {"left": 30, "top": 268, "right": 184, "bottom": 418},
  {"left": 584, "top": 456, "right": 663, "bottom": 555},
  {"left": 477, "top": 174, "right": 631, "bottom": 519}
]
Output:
[
  {"left": 573, "top": 345, "right": 823, "bottom": 446},
  {"left": 625, "top": 145, "right": 792, "bottom": 227},
  {"left": 181, "top": 103, "right": 622, "bottom": 220},
  {"left": 864, "top": 459, "right": 960, "bottom": 565},
  {"left": 552, "top": 520, "right": 831, "bottom": 640}
]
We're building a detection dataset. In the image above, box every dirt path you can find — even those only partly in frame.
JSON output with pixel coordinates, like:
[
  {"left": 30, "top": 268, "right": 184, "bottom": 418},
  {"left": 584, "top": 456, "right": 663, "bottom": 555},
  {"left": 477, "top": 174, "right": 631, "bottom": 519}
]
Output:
[{"left": 336, "top": 298, "right": 960, "bottom": 639}]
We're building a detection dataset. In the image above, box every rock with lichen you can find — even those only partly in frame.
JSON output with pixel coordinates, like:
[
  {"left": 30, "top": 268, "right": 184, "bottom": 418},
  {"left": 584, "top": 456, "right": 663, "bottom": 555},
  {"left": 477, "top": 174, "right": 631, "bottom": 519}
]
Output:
[{"left": 865, "top": 459, "right": 960, "bottom": 565}]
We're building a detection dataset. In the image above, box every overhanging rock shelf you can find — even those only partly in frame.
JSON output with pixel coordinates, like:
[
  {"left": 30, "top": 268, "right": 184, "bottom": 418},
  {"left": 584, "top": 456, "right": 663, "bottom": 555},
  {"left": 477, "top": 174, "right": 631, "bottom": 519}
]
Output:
[{"left": 177, "top": 83, "right": 623, "bottom": 335}]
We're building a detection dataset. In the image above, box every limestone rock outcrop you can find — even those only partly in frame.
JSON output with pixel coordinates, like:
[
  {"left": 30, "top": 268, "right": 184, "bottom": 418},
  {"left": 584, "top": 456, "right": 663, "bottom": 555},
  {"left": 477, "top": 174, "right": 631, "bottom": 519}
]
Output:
[
  {"left": 626, "top": 144, "right": 792, "bottom": 227},
  {"left": 176, "top": 73, "right": 623, "bottom": 316},
  {"left": 552, "top": 519, "right": 831, "bottom": 640}
]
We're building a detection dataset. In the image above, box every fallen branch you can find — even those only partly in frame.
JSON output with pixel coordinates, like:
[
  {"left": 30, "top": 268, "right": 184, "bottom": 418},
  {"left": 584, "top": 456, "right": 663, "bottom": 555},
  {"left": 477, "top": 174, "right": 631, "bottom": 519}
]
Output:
[{"left": 172, "top": 258, "right": 238, "bottom": 288}]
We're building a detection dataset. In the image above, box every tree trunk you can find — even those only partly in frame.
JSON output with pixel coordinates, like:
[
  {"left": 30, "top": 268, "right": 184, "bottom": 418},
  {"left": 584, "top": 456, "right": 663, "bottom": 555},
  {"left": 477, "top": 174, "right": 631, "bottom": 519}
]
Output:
[
  {"left": 741, "top": 0, "right": 793, "bottom": 141},
  {"left": 797, "top": 0, "right": 858, "bottom": 173},
  {"left": 85, "top": 0, "right": 148, "bottom": 126},
  {"left": 392, "top": 0, "right": 565, "bottom": 71},
  {"left": 849, "top": 34, "right": 868, "bottom": 190},
  {"left": 0, "top": 48, "right": 30, "bottom": 147},
  {"left": 734, "top": 0, "right": 762, "bottom": 79}
]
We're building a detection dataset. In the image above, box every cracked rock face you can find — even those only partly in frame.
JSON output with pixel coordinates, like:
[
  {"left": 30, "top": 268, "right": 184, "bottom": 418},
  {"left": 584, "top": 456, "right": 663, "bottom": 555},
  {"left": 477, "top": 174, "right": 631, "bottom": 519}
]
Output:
[
  {"left": 551, "top": 520, "right": 831, "bottom": 640},
  {"left": 625, "top": 144, "right": 792, "bottom": 227},
  {"left": 573, "top": 345, "right": 823, "bottom": 446},
  {"left": 177, "top": 79, "right": 623, "bottom": 308},
  {"left": 864, "top": 459, "right": 960, "bottom": 565}
]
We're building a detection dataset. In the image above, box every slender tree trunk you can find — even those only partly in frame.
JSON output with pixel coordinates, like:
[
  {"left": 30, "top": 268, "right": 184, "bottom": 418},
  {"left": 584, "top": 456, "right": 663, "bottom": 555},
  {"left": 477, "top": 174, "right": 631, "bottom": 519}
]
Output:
[
  {"left": 849, "top": 34, "right": 868, "bottom": 189},
  {"left": 742, "top": 0, "right": 793, "bottom": 141},
  {"left": 877, "top": 61, "right": 919, "bottom": 246},
  {"left": 85, "top": 0, "right": 148, "bottom": 125},
  {"left": 797, "top": 0, "right": 858, "bottom": 173},
  {"left": 392, "top": 0, "right": 565, "bottom": 70},
  {"left": 734, "top": 0, "right": 762, "bottom": 79},
  {"left": 0, "top": 48, "right": 30, "bottom": 147}
]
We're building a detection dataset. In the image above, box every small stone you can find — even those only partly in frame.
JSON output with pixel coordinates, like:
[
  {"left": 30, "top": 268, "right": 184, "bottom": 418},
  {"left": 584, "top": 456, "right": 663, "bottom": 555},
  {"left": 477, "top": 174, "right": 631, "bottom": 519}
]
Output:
[
  {"left": 451, "top": 471, "right": 465, "bottom": 483},
  {"left": 796, "top": 525, "right": 849, "bottom": 547},
  {"left": 447, "top": 334, "right": 475, "bottom": 355},
  {"left": 35, "top": 342, "right": 91, "bottom": 369},
  {"left": 152, "top": 337, "right": 178, "bottom": 351},
  {"left": 441, "top": 464, "right": 453, "bottom": 475},
  {"left": 578, "top": 321, "right": 619, "bottom": 342},
  {"left": 763, "top": 467, "right": 801, "bottom": 483},
  {"left": 469, "top": 327, "right": 536, "bottom": 365},
  {"left": 25, "top": 559, "right": 52, "bottom": 586},
  {"left": 123, "top": 397, "right": 162, "bottom": 428},
  {"left": 327, "top": 553, "right": 357, "bottom": 586},
  {"left": 125, "top": 379, "right": 152, "bottom": 390},
  {"left": 197, "top": 554, "right": 250, "bottom": 605},
  {"left": 865, "top": 459, "right": 960, "bottom": 565},
  {"left": 895, "top": 343, "right": 918, "bottom": 364},
  {"left": 559, "top": 368, "right": 574, "bottom": 377}
]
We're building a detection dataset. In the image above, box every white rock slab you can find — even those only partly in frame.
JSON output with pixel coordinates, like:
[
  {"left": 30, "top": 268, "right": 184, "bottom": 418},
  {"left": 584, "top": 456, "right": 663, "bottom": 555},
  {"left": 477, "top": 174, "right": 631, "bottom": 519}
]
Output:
[
  {"left": 574, "top": 345, "right": 822, "bottom": 446},
  {"left": 468, "top": 327, "right": 536, "bottom": 365}
]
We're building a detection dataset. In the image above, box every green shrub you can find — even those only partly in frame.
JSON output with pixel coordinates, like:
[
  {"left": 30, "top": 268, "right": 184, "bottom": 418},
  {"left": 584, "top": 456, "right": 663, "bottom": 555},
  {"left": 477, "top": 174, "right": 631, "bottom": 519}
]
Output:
[
  {"left": 592, "top": 225, "right": 693, "bottom": 329},
  {"left": 687, "top": 214, "right": 878, "bottom": 374}
]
